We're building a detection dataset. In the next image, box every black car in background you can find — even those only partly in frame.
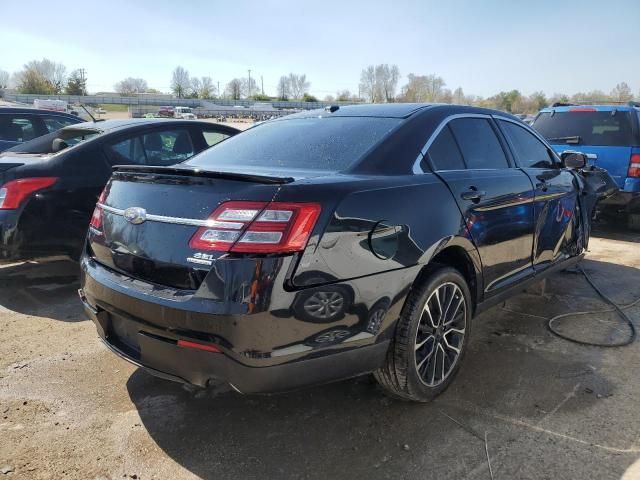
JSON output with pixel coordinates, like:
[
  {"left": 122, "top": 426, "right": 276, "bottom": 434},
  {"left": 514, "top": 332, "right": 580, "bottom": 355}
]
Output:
[
  {"left": 0, "top": 119, "right": 239, "bottom": 262},
  {"left": 0, "top": 107, "right": 83, "bottom": 151},
  {"left": 79, "top": 104, "right": 615, "bottom": 401}
]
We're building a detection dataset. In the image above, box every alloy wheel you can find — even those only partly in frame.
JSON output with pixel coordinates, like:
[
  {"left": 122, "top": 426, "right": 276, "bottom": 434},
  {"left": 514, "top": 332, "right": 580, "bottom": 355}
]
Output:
[
  {"left": 414, "top": 282, "right": 467, "bottom": 387},
  {"left": 303, "top": 291, "right": 345, "bottom": 320}
]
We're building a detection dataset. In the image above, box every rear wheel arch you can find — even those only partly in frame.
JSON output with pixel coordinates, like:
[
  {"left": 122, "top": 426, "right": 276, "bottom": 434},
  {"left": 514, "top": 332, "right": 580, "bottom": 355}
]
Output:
[{"left": 414, "top": 244, "right": 480, "bottom": 314}]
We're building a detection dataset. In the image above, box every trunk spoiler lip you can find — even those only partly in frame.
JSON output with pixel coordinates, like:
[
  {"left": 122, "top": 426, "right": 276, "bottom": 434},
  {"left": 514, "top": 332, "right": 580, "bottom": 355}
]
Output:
[{"left": 112, "top": 164, "right": 295, "bottom": 184}]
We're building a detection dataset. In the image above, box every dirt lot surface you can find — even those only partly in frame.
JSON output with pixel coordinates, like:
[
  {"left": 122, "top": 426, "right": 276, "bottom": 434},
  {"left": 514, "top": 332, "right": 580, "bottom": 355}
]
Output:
[{"left": 1, "top": 225, "right": 639, "bottom": 479}]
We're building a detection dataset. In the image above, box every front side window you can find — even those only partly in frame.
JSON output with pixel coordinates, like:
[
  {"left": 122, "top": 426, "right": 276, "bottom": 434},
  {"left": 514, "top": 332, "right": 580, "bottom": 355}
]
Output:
[
  {"left": 499, "top": 121, "right": 555, "bottom": 169},
  {"left": 449, "top": 118, "right": 509, "bottom": 169},
  {"left": 0, "top": 116, "right": 37, "bottom": 142},
  {"left": 427, "top": 125, "right": 465, "bottom": 171}
]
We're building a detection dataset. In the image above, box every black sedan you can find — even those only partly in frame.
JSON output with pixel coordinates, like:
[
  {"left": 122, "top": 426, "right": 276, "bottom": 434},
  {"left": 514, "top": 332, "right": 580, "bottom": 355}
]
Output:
[
  {"left": 0, "top": 119, "right": 239, "bottom": 262},
  {"left": 79, "top": 104, "right": 615, "bottom": 401}
]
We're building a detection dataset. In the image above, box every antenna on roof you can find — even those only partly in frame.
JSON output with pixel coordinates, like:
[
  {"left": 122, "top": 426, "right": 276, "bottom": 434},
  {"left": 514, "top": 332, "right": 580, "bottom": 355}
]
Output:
[{"left": 79, "top": 104, "right": 103, "bottom": 122}]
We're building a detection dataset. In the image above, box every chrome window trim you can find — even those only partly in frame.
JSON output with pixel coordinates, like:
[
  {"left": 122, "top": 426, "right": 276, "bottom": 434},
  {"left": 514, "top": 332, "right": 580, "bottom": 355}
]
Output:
[
  {"left": 412, "top": 113, "right": 493, "bottom": 174},
  {"left": 98, "top": 203, "right": 213, "bottom": 227}
]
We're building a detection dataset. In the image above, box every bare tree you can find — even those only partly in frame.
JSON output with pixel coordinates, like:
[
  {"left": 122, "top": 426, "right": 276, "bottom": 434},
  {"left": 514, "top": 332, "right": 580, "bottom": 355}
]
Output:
[
  {"left": 0, "top": 70, "right": 9, "bottom": 89},
  {"left": 225, "top": 78, "right": 242, "bottom": 100},
  {"left": 375, "top": 64, "right": 400, "bottom": 102},
  {"left": 399, "top": 74, "right": 446, "bottom": 102},
  {"left": 287, "top": 73, "right": 310, "bottom": 100},
  {"left": 453, "top": 87, "right": 465, "bottom": 104},
  {"left": 241, "top": 77, "right": 258, "bottom": 98},
  {"left": 324, "top": 94, "right": 335, "bottom": 102},
  {"left": 359, "top": 66, "right": 378, "bottom": 103},
  {"left": 277, "top": 76, "right": 290, "bottom": 100},
  {"left": 611, "top": 82, "right": 633, "bottom": 102},
  {"left": 336, "top": 90, "right": 352, "bottom": 102},
  {"left": 114, "top": 77, "right": 149, "bottom": 95},
  {"left": 199, "top": 76, "right": 215, "bottom": 99},
  {"left": 171, "top": 66, "right": 190, "bottom": 98}
]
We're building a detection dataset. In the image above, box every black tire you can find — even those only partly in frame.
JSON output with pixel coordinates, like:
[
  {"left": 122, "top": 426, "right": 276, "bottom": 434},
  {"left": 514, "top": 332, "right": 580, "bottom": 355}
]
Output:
[{"left": 374, "top": 266, "right": 472, "bottom": 402}]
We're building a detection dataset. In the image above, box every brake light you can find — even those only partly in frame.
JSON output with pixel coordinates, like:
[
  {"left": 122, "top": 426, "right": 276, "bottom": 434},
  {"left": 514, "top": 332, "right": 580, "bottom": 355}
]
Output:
[
  {"left": 629, "top": 154, "right": 640, "bottom": 178},
  {"left": 89, "top": 188, "right": 108, "bottom": 230},
  {"left": 0, "top": 177, "right": 57, "bottom": 210},
  {"left": 569, "top": 107, "right": 597, "bottom": 112},
  {"left": 189, "top": 201, "right": 321, "bottom": 253}
]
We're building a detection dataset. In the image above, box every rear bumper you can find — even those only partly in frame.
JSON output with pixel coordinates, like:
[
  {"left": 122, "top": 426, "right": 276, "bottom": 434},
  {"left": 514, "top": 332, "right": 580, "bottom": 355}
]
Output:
[{"left": 79, "top": 255, "right": 405, "bottom": 393}]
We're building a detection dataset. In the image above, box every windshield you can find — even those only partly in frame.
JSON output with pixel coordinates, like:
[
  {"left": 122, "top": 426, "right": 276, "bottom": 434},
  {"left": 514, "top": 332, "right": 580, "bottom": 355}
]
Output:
[
  {"left": 185, "top": 117, "right": 400, "bottom": 173},
  {"left": 6, "top": 128, "right": 101, "bottom": 154},
  {"left": 534, "top": 111, "right": 635, "bottom": 146}
]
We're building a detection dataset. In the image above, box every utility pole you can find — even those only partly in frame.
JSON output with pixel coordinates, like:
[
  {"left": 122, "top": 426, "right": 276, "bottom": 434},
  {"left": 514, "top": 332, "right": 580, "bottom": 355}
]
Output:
[
  {"left": 261, "top": 75, "right": 264, "bottom": 96},
  {"left": 247, "top": 69, "right": 252, "bottom": 98}
]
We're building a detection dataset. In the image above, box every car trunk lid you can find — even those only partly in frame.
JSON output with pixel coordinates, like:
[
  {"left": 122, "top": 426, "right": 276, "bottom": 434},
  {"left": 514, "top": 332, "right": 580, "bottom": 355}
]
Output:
[{"left": 88, "top": 166, "right": 288, "bottom": 289}]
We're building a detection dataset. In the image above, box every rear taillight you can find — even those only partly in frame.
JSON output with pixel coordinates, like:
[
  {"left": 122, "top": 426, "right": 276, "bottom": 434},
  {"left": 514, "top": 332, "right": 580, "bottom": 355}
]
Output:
[
  {"left": 89, "top": 188, "right": 108, "bottom": 230},
  {"left": 0, "top": 177, "right": 57, "bottom": 210},
  {"left": 629, "top": 154, "right": 640, "bottom": 178},
  {"left": 189, "top": 201, "right": 321, "bottom": 253}
]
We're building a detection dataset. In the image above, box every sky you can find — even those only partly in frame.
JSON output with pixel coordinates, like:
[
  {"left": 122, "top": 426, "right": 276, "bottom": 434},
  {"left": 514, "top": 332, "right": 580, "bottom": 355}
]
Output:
[{"left": 1, "top": 0, "right": 639, "bottom": 99}]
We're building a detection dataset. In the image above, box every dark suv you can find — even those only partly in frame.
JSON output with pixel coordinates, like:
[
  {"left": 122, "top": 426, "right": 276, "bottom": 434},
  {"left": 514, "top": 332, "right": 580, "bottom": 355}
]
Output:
[{"left": 79, "top": 104, "right": 615, "bottom": 401}]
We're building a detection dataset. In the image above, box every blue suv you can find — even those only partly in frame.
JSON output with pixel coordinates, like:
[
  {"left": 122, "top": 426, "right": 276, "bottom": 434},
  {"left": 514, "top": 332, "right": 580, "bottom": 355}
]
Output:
[{"left": 533, "top": 102, "right": 640, "bottom": 229}]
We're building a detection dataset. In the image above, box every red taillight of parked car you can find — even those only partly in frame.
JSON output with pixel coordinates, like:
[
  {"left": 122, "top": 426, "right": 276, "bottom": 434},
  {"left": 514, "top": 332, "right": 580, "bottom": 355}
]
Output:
[
  {"left": 189, "top": 201, "right": 321, "bottom": 253},
  {"left": 0, "top": 177, "right": 58, "bottom": 210},
  {"left": 628, "top": 154, "right": 640, "bottom": 178},
  {"left": 89, "top": 188, "right": 108, "bottom": 230}
]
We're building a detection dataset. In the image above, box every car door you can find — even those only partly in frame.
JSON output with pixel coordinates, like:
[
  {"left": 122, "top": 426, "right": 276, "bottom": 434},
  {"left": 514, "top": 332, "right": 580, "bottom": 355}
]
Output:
[
  {"left": 497, "top": 118, "right": 580, "bottom": 271},
  {"left": 424, "top": 116, "right": 536, "bottom": 297}
]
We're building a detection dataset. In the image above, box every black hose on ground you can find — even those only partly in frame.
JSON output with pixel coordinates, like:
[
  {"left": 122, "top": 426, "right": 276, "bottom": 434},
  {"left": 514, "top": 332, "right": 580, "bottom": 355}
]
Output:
[{"left": 547, "top": 264, "right": 637, "bottom": 347}]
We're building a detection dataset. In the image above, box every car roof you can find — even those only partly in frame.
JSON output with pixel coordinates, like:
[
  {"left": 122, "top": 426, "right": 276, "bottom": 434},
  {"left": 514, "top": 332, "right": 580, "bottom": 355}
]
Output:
[
  {"left": 285, "top": 103, "right": 435, "bottom": 119},
  {"left": 0, "top": 106, "right": 81, "bottom": 119},
  {"left": 60, "top": 118, "right": 217, "bottom": 133},
  {"left": 540, "top": 104, "right": 640, "bottom": 113}
]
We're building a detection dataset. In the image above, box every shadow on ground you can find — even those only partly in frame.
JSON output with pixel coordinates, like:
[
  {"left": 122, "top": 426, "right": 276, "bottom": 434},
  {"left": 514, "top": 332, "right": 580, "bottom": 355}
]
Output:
[
  {"left": 0, "top": 259, "right": 84, "bottom": 321},
  {"left": 127, "top": 253, "right": 640, "bottom": 479}
]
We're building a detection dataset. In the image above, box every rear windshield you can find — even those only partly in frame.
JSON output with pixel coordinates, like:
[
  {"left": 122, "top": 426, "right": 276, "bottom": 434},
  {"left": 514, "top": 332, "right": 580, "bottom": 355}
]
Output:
[
  {"left": 7, "top": 128, "right": 101, "bottom": 154},
  {"left": 185, "top": 117, "right": 400, "bottom": 173},
  {"left": 533, "top": 111, "right": 635, "bottom": 146}
]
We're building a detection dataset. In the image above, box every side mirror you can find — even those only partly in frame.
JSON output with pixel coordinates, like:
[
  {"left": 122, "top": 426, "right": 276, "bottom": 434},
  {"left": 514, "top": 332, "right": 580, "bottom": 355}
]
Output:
[
  {"left": 51, "top": 138, "right": 69, "bottom": 153},
  {"left": 560, "top": 151, "right": 587, "bottom": 169}
]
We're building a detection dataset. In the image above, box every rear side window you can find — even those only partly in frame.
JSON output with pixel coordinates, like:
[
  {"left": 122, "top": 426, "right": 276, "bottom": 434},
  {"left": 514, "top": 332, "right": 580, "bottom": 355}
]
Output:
[
  {"left": 449, "top": 118, "right": 509, "bottom": 169},
  {"left": 0, "top": 116, "right": 37, "bottom": 142},
  {"left": 202, "top": 130, "right": 230, "bottom": 147},
  {"left": 142, "top": 129, "right": 194, "bottom": 165},
  {"left": 186, "top": 117, "right": 400, "bottom": 172},
  {"left": 499, "top": 121, "right": 556, "bottom": 169},
  {"left": 427, "top": 125, "right": 465, "bottom": 170},
  {"left": 107, "top": 137, "right": 146, "bottom": 165},
  {"left": 534, "top": 111, "right": 635, "bottom": 146}
]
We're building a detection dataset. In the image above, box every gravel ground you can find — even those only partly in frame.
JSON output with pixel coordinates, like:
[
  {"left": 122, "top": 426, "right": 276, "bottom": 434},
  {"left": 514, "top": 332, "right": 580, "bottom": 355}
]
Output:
[{"left": 1, "top": 225, "right": 639, "bottom": 480}]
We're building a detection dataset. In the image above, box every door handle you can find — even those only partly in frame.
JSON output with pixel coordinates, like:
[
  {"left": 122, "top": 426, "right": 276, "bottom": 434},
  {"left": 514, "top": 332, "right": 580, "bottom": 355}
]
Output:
[{"left": 460, "top": 188, "right": 486, "bottom": 202}]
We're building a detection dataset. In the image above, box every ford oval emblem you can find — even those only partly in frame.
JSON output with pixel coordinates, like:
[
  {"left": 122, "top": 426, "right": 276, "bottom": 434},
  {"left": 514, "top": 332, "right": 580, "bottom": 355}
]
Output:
[{"left": 124, "top": 207, "right": 147, "bottom": 225}]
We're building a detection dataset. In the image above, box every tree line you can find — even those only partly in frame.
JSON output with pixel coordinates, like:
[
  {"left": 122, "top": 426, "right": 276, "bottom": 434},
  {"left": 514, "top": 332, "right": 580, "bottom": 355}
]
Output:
[{"left": 1, "top": 59, "right": 638, "bottom": 113}]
